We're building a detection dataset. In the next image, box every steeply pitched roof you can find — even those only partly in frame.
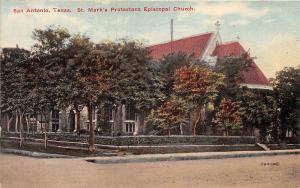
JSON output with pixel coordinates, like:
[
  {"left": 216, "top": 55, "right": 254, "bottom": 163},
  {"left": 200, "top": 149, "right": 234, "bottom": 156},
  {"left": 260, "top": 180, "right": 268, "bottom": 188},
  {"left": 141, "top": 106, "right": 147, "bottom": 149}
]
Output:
[
  {"left": 147, "top": 33, "right": 269, "bottom": 87},
  {"left": 212, "top": 41, "right": 245, "bottom": 57},
  {"left": 242, "top": 61, "right": 270, "bottom": 86},
  {"left": 212, "top": 42, "right": 269, "bottom": 86},
  {"left": 147, "top": 32, "right": 213, "bottom": 60}
]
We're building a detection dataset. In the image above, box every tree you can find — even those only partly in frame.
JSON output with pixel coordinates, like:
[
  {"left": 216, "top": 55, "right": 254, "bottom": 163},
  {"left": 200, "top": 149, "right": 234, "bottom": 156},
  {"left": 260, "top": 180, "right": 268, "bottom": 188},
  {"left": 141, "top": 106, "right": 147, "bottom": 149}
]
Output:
[
  {"left": 146, "top": 97, "right": 187, "bottom": 136},
  {"left": 159, "top": 52, "right": 192, "bottom": 98},
  {"left": 113, "top": 40, "right": 165, "bottom": 108},
  {"left": 210, "top": 53, "right": 258, "bottom": 136},
  {"left": 0, "top": 47, "right": 35, "bottom": 146},
  {"left": 64, "top": 33, "right": 94, "bottom": 135},
  {"left": 31, "top": 25, "right": 72, "bottom": 132},
  {"left": 96, "top": 40, "right": 165, "bottom": 135},
  {"left": 213, "top": 99, "right": 244, "bottom": 136},
  {"left": 238, "top": 89, "right": 280, "bottom": 142},
  {"left": 214, "top": 53, "right": 252, "bottom": 99},
  {"left": 273, "top": 66, "right": 300, "bottom": 139},
  {"left": 74, "top": 46, "right": 118, "bottom": 152},
  {"left": 174, "top": 65, "right": 224, "bottom": 135}
]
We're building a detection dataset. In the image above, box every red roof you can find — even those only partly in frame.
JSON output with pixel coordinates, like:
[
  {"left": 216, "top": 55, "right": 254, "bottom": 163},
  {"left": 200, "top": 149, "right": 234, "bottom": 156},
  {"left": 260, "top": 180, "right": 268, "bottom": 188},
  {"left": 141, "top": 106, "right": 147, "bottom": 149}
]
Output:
[
  {"left": 148, "top": 34, "right": 269, "bottom": 86},
  {"left": 212, "top": 41, "right": 245, "bottom": 57},
  {"left": 213, "top": 42, "right": 269, "bottom": 86},
  {"left": 242, "top": 62, "right": 269, "bottom": 86},
  {"left": 147, "top": 32, "right": 213, "bottom": 60}
]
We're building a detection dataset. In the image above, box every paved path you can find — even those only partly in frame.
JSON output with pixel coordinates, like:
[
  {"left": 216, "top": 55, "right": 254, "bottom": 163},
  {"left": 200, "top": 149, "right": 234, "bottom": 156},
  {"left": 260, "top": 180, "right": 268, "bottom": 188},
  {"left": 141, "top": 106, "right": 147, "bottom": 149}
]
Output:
[
  {"left": 0, "top": 152, "right": 299, "bottom": 188},
  {"left": 86, "top": 149, "right": 300, "bottom": 164}
]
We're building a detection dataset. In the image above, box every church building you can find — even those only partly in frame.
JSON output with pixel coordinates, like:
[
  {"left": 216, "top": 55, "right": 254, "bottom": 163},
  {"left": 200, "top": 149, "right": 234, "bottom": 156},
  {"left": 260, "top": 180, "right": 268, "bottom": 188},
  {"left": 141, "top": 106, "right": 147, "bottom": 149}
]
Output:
[{"left": 48, "top": 27, "right": 272, "bottom": 135}]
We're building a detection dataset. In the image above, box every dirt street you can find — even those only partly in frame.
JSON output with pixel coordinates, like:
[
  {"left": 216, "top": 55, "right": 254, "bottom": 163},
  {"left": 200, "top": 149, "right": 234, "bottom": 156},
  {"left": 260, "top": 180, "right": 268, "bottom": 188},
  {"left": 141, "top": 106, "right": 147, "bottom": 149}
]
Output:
[{"left": 0, "top": 153, "right": 299, "bottom": 188}]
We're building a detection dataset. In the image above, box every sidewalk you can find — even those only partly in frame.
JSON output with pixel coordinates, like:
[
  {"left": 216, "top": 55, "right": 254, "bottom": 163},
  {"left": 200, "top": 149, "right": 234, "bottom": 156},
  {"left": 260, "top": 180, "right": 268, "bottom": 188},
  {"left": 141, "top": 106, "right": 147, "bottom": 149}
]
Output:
[
  {"left": 0, "top": 148, "right": 74, "bottom": 158},
  {"left": 85, "top": 149, "right": 300, "bottom": 164}
]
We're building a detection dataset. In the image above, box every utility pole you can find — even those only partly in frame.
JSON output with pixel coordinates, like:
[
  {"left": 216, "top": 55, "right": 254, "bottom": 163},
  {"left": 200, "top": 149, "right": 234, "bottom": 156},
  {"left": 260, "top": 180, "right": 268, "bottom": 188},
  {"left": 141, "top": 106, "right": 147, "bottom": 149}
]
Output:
[{"left": 170, "top": 19, "right": 173, "bottom": 53}]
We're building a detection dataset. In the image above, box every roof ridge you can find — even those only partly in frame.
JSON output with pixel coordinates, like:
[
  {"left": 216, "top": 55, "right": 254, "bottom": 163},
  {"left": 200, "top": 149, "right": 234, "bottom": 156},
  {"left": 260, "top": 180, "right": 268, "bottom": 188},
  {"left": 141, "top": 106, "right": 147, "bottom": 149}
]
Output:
[{"left": 147, "top": 31, "right": 215, "bottom": 47}]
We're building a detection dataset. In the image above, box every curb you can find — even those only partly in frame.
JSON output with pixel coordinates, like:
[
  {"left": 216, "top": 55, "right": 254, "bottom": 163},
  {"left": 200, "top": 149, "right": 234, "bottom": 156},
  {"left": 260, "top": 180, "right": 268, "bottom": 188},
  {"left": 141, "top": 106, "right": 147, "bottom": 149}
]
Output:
[
  {"left": 86, "top": 149, "right": 300, "bottom": 164},
  {"left": 0, "top": 148, "right": 74, "bottom": 158}
]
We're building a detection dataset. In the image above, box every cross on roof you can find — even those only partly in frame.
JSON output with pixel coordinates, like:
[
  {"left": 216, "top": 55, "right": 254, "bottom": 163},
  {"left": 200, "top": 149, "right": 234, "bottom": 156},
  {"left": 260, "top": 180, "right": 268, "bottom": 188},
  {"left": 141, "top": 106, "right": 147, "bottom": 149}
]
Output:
[{"left": 215, "top": 21, "right": 221, "bottom": 32}]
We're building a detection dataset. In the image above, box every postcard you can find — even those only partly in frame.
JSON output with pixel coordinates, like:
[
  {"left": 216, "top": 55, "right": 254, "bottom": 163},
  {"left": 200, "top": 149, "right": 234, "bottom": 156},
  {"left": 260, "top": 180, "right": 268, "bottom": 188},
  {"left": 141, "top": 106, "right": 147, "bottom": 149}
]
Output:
[{"left": 0, "top": 1, "right": 299, "bottom": 188}]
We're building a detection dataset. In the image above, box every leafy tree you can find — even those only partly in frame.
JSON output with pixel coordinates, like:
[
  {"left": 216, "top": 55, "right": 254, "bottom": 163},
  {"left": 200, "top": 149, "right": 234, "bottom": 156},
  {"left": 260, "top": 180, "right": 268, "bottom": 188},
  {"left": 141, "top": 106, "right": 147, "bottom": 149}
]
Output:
[
  {"left": 0, "top": 47, "right": 36, "bottom": 146},
  {"left": 0, "top": 48, "right": 32, "bottom": 127},
  {"left": 146, "top": 97, "right": 187, "bottom": 136},
  {"left": 113, "top": 40, "right": 165, "bottom": 109},
  {"left": 159, "top": 52, "right": 192, "bottom": 98},
  {"left": 64, "top": 33, "right": 94, "bottom": 135},
  {"left": 74, "top": 47, "right": 117, "bottom": 152},
  {"left": 96, "top": 40, "right": 165, "bottom": 135},
  {"left": 174, "top": 65, "right": 224, "bottom": 135},
  {"left": 213, "top": 99, "right": 244, "bottom": 136},
  {"left": 214, "top": 53, "right": 252, "bottom": 99},
  {"left": 31, "top": 25, "right": 71, "bottom": 128},
  {"left": 273, "top": 66, "right": 300, "bottom": 139},
  {"left": 209, "top": 53, "right": 258, "bottom": 136},
  {"left": 237, "top": 89, "right": 280, "bottom": 142},
  {"left": 31, "top": 27, "right": 94, "bottom": 135}
]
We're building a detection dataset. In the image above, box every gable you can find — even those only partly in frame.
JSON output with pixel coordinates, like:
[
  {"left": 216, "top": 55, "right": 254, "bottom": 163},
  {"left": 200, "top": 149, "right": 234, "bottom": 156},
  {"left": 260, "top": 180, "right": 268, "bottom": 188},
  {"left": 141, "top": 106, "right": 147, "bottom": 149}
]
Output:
[
  {"left": 147, "top": 33, "right": 270, "bottom": 88},
  {"left": 212, "top": 42, "right": 269, "bottom": 86}
]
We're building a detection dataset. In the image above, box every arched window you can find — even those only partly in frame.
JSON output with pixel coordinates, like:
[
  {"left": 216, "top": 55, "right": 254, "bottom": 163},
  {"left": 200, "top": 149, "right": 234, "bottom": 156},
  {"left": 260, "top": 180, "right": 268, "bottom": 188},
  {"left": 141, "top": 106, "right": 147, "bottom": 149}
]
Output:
[{"left": 125, "top": 104, "right": 136, "bottom": 121}]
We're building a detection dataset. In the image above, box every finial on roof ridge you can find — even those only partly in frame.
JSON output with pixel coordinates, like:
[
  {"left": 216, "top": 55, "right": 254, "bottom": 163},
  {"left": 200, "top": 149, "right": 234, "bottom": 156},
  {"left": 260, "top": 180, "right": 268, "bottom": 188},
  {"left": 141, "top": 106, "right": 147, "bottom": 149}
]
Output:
[{"left": 215, "top": 20, "right": 221, "bottom": 32}]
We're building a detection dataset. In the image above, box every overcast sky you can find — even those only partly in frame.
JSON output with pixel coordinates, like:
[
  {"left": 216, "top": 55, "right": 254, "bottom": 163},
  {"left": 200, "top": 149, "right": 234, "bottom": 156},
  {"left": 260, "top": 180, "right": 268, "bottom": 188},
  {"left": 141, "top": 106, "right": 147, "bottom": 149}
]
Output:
[{"left": 0, "top": 0, "right": 299, "bottom": 78}]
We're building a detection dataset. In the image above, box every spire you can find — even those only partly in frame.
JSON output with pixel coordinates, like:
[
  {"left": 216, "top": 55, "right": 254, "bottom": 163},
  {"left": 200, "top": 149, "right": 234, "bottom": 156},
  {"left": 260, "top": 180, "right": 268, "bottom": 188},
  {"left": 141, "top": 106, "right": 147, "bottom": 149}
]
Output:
[{"left": 215, "top": 20, "right": 221, "bottom": 32}]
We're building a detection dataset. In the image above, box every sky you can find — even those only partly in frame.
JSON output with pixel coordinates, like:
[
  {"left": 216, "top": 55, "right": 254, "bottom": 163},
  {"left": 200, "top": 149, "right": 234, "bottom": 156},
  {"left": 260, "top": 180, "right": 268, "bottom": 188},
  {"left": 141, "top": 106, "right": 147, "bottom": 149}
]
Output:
[{"left": 0, "top": 0, "right": 299, "bottom": 78}]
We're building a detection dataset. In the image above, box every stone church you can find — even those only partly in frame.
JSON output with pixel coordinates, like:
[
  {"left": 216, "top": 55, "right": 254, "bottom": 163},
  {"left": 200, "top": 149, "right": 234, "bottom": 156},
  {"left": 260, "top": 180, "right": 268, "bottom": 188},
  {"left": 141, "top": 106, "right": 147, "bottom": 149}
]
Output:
[{"left": 42, "top": 29, "right": 271, "bottom": 135}]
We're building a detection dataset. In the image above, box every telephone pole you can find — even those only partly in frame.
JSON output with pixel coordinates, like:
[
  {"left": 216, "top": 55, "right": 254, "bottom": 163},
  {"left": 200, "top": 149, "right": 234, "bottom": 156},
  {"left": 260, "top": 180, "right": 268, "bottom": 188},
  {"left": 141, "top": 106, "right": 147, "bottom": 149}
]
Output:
[{"left": 170, "top": 19, "right": 173, "bottom": 53}]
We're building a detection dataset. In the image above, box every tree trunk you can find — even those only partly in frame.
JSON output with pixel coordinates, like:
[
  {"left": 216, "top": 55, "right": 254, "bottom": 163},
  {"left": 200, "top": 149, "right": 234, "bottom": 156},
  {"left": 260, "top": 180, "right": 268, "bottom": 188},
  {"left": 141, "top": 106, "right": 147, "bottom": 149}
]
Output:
[
  {"left": 43, "top": 112, "right": 49, "bottom": 132},
  {"left": 44, "top": 130, "right": 47, "bottom": 150},
  {"left": 41, "top": 112, "right": 43, "bottom": 133},
  {"left": 75, "top": 108, "right": 81, "bottom": 136},
  {"left": 26, "top": 116, "right": 30, "bottom": 134},
  {"left": 15, "top": 112, "right": 19, "bottom": 133},
  {"left": 7, "top": 114, "right": 13, "bottom": 132},
  {"left": 112, "top": 105, "right": 122, "bottom": 136},
  {"left": 111, "top": 105, "right": 118, "bottom": 136},
  {"left": 42, "top": 110, "right": 47, "bottom": 149},
  {"left": 88, "top": 104, "right": 95, "bottom": 153},
  {"left": 19, "top": 111, "right": 24, "bottom": 148},
  {"left": 5, "top": 115, "right": 8, "bottom": 132},
  {"left": 180, "top": 124, "right": 183, "bottom": 135},
  {"left": 33, "top": 114, "right": 37, "bottom": 135},
  {"left": 192, "top": 106, "right": 202, "bottom": 136}
]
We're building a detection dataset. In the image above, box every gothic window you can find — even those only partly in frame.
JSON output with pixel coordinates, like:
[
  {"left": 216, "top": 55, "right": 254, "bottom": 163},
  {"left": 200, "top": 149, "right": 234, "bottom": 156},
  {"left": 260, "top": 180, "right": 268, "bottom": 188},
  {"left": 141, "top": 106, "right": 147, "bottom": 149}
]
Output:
[
  {"left": 99, "top": 104, "right": 114, "bottom": 126},
  {"left": 92, "top": 108, "right": 96, "bottom": 121},
  {"left": 52, "top": 110, "right": 59, "bottom": 119},
  {"left": 104, "top": 104, "right": 114, "bottom": 122},
  {"left": 125, "top": 104, "right": 136, "bottom": 121}
]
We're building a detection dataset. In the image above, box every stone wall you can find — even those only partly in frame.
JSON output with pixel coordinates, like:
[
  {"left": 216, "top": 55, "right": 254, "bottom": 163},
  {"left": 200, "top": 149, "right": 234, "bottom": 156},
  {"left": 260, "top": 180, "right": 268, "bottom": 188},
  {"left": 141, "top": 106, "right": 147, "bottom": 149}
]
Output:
[{"left": 2, "top": 132, "right": 256, "bottom": 146}]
